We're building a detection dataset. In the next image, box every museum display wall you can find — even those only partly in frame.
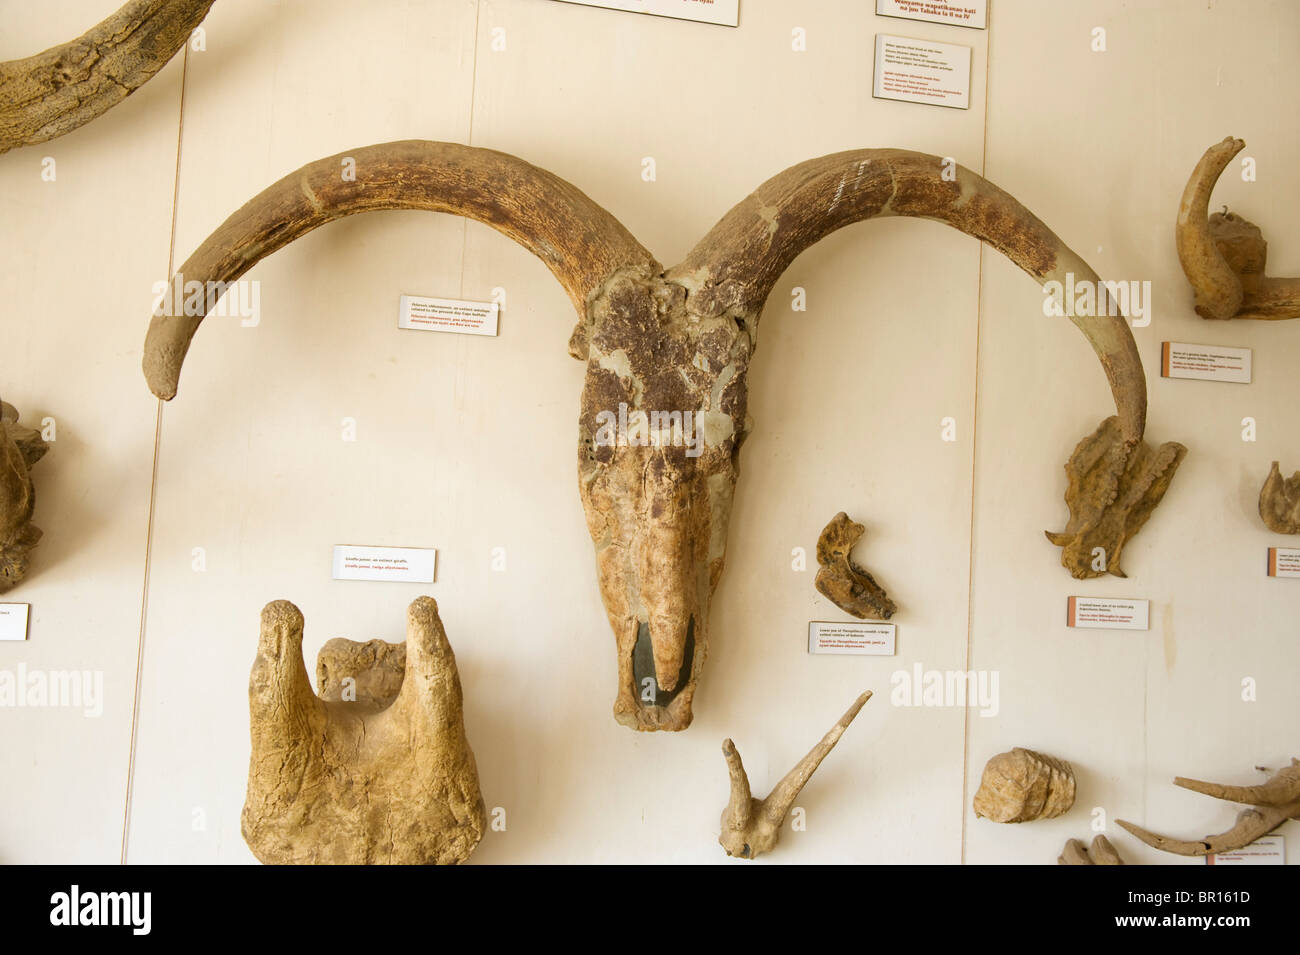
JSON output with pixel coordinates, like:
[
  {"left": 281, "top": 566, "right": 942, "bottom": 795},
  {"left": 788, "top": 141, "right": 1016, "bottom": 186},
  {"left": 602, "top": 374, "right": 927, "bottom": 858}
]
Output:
[{"left": 0, "top": 0, "right": 1296, "bottom": 864}]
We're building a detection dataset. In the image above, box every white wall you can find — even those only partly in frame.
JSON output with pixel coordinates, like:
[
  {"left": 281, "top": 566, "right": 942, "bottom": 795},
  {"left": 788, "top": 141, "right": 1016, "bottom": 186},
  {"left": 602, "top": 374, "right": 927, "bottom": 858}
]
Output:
[{"left": 0, "top": 0, "right": 1295, "bottom": 865}]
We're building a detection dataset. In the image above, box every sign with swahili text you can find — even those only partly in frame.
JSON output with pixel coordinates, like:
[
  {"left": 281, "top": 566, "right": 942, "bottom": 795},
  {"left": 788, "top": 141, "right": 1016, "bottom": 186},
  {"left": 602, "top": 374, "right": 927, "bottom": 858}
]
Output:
[{"left": 808, "top": 620, "right": 897, "bottom": 656}]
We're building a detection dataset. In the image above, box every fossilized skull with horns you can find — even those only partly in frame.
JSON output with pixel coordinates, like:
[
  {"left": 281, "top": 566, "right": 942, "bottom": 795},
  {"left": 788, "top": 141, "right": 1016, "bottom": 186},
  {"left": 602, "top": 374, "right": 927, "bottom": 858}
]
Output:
[{"left": 143, "top": 141, "right": 1184, "bottom": 731}]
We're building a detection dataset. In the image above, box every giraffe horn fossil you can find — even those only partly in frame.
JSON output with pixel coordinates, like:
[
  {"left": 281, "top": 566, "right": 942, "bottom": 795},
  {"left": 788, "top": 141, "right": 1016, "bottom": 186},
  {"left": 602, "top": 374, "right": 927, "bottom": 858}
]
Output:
[
  {"left": 1176, "top": 136, "right": 1300, "bottom": 320},
  {"left": 0, "top": 0, "right": 216, "bottom": 156},
  {"left": 719, "top": 690, "right": 871, "bottom": 858},
  {"left": 1116, "top": 760, "right": 1300, "bottom": 857}
]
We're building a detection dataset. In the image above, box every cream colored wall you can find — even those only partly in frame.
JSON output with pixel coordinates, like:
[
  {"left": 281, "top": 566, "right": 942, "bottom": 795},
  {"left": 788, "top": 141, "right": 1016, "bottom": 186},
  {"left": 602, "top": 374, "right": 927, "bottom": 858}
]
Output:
[{"left": 0, "top": 0, "right": 1294, "bottom": 865}]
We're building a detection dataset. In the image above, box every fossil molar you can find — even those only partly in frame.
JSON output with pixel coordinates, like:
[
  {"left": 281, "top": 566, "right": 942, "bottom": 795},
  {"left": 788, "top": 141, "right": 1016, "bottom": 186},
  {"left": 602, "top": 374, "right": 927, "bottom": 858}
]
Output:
[
  {"left": 142, "top": 141, "right": 1181, "bottom": 731},
  {"left": 0, "top": 401, "right": 49, "bottom": 593},
  {"left": 1046, "top": 416, "right": 1187, "bottom": 579},
  {"left": 1117, "top": 759, "right": 1300, "bottom": 857},
  {"left": 815, "top": 512, "right": 896, "bottom": 619},
  {"left": 1259, "top": 462, "right": 1300, "bottom": 534},
  {"left": 720, "top": 691, "right": 871, "bottom": 859},
  {"left": 973, "top": 748, "right": 1076, "bottom": 823},
  {"left": 242, "top": 597, "right": 486, "bottom": 865},
  {"left": 0, "top": 1, "right": 216, "bottom": 155},
  {"left": 1058, "top": 834, "right": 1125, "bottom": 865},
  {"left": 1177, "top": 137, "right": 1300, "bottom": 320}
]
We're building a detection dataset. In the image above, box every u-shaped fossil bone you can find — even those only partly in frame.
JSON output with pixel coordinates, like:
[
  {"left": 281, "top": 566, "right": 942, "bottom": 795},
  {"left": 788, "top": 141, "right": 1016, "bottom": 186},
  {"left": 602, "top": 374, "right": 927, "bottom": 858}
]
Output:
[
  {"left": 1176, "top": 137, "right": 1300, "bottom": 320},
  {"left": 241, "top": 596, "right": 486, "bottom": 865},
  {"left": 0, "top": 0, "right": 216, "bottom": 155},
  {"left": 142, "top": 141, "right": 1184, "bottom": 731},
  {"left": 1117, "top": 759, "right": 1300, "bottom": 857},
  {"left": 719, "top": 690, "right": 871, "bottom": 859},
  {"left": 0, "top": 400, "right": 49, "bottom": 593},
  {"left": 1058, "top": 834, "right": 1125, "bottom": 865}
]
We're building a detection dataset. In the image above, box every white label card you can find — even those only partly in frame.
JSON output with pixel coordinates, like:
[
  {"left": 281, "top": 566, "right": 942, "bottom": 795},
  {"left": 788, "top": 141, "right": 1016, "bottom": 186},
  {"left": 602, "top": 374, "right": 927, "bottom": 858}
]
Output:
[
  {"left": 1268, "top": 547, "right": 1300, "bottom": 579},
  {"left": 1161, "top": 342, "right": 1252, "bottom": 383},
  {"left": 808, "top": 620, "right": 897, "bottom": 656},
  {"left": 0, "top": 604, "right": 30, "bottom": 641},
  {"left": 332, "top": 546, "right": 437, "bottom": 583},
  {"left": 876, "top": 0, "right": 987, "bottom": 30},
  {"left": 552, "top": 0, "right": 738, "bottom": 26},
  {"left": 1066, "top": 597, "right": 1149, "bottom": 631},
  {"left": 873, "top": 34, "right": 972, "bottom": 110},
  {"left": 399, "top": 295, "right": 499, "bottom": 336},
  {"left": 1208, "top": 834, "right": 1285, "bottom": 865}
]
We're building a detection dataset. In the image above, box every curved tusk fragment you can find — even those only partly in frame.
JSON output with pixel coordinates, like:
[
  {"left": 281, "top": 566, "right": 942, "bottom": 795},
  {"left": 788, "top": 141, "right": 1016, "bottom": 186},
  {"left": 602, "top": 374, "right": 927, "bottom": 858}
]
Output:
[
  {"left": 0, "top": 0, "right": 216, "bottom": 155},
  {"left": 1175, "top": 770, "right": 1300, "bottom": 808},
  {"left": 1117, "top": 808, "right": 1289, "bottom": 858},
  {"left": 142, "top": 140, "right": 657, "bottom": 399}
]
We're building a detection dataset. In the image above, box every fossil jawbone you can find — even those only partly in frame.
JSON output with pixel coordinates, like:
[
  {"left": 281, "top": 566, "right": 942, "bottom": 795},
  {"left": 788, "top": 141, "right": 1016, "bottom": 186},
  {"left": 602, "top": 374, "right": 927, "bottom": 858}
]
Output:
[
  {"left": 0, "top": 402, "right": 48, "bottom": 593},
  {"left": 1046, "top": 417, "right": 1187, "bottom": 579}
]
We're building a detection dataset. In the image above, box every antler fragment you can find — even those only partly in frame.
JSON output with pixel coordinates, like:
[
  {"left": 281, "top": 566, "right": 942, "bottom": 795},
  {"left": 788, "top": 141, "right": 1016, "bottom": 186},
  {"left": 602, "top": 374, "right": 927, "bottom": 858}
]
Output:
[
  {"left": 1259, "top": 462, "right": 1300, "bottom": 534},
  {"left": 1117, "top": 759, "right": 1300, "bottom": 857},
  {"left": 1176, "top": 137, "right": 1300, "bottom": 320},
  {"left": 719, "top": 691, "right": 871, "bottom": 859},
  {"left": 0, "top": 0, "right": 216, "bottom": 155}
]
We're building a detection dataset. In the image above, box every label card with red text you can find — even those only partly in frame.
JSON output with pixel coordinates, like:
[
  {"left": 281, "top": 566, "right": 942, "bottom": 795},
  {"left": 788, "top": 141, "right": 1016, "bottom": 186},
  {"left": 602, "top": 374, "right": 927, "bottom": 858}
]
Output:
[
  {"left": 1066, "top": 596, "right": 1149, "bottom": 631},
  {"left": 808, "top": 621, "right": 897, "bottom": 656},
  {"left": 1160, "top": 342, "right": 1252, "bottom": 383},
  {"left": 1268, "top": 547, "right": 1300, "bottom": 578},
  {"left": 876, "top": 0, "right": 987, "bottom": 30},
  {"left": 332, "top": 545, "right": 437, "bottom": 583},
  {"left": 1207, "top": 834, "right": 1285, "bottom": 865},
  {"left": 399, "top": 295, "right": 498, "bottom": 336}
]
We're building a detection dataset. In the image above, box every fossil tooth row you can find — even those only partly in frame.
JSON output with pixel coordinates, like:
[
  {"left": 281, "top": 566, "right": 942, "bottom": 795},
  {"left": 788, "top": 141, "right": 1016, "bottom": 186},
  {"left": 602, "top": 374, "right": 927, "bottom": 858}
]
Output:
[{"left": 973, "top": 747, "right": 1076, "bottom": 823}]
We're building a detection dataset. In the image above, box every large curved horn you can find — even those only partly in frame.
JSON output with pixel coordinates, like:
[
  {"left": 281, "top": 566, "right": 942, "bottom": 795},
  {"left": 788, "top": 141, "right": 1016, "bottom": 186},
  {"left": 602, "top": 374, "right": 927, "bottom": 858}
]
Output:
[
  {"left": 1116, "top": 808, "right": 1290, "bottom": 857},
  {"left": 669, "top": 149, "right": 1147, "bottom": 443},
  {"left": 1176, "top": 137, "right": 1300, "bottom": 321},
  {"left": 143, "top": 140, "right": 659, "bottom": 399},
  {"left": 0, "top": 0, "right": 216, "bottom": 155}
]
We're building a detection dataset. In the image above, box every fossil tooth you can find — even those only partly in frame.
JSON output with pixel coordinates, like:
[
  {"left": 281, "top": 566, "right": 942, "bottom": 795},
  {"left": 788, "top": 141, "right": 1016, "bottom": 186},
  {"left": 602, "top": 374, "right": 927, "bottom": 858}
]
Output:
[{"left": 973, "top": 747, "right": 1076, "bottom": 823}]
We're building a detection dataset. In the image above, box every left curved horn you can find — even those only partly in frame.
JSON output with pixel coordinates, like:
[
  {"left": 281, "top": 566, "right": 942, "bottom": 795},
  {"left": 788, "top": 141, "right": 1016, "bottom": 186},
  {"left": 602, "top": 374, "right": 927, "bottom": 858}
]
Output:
[
  {"left": 669, "top": 149, "right": 1147, "bottom": 443},
  {"left": 142, "top": 140, "right": 659, "bottom": 399},
  {"left": 0, "top": 0, "right": 216, "bottom": 155}
]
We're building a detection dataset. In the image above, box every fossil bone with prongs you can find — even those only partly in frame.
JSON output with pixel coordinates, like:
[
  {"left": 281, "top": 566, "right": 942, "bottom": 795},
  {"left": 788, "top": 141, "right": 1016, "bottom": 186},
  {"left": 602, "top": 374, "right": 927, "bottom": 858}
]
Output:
[
  {"left": 719, "top": 690, "right": 871, "bottom": 859},
  {"left": 1058, "top": 834, "right": 1125, "bottom": 865},
  {"left": 1117, "top": 759, "right": 1300, "bottom": 857}
]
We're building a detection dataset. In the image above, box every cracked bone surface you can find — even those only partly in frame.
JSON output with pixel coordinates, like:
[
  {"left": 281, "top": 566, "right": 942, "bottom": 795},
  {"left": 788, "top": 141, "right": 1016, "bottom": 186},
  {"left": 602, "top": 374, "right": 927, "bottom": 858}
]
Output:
[
  {"left": 1058, "top": 834, "right": 1125, "bottom": 865},
  {"left": 973, "top": 748, "right": 1076, "bottom": 823},
  {"left": 141, "top": 141, "right": 1180, "bottom": 731},
  {"left": 1046, "top": 416, "right": 1187, "bottom": 579},
  {"left": 814, "top": 512, "right": 896, "bottom": 619},
  {"left": 0, "top": 401, "right": 49, "bottom": 593},
  {"left": 1259, "top": 462, "right": 1300, "bottom": 534},
  {"left": 0, "top": 1, "right": 216, "bottom": 155},
  {"left": 1176, "top": 137, "right": 1300, "bottom": 320},
  {"left": 1117, "top": 759, "right": 1300, "bottom": 857},
  {"left": 241, "top": 597, "right": 485, "bottom": 865},
  {"left": 719, "top": 691, "right": 871, "bottom": 859}
]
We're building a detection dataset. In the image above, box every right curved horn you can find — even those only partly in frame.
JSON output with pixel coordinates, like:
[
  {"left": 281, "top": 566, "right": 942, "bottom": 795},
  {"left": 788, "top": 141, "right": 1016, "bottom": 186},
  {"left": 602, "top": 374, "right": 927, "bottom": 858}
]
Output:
[
  {"left": 142, "top": 140, "right": 659, "bottom": 399},
  {"left": 0, "top": 0, "right": 216, "bottom": 155}
]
